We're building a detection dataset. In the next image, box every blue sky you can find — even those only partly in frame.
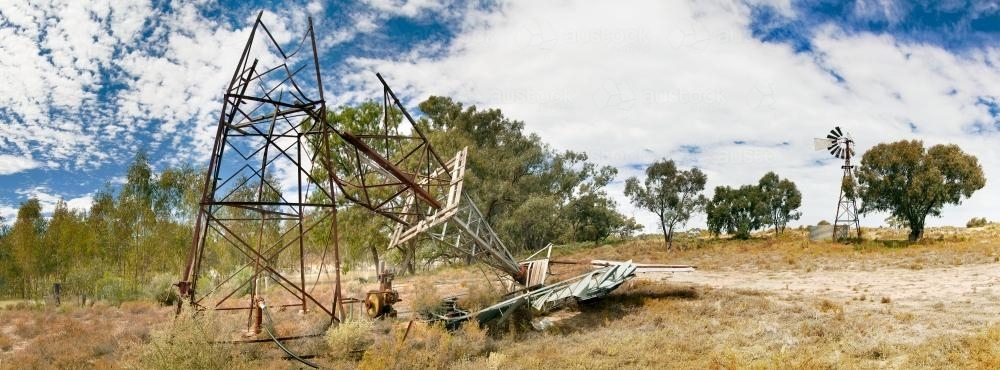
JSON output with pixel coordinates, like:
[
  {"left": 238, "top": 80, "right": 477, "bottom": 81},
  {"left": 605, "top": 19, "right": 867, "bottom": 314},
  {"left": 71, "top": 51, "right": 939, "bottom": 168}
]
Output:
[{"left": 3, "top": 0, "right": 1000, "bottom": 232}]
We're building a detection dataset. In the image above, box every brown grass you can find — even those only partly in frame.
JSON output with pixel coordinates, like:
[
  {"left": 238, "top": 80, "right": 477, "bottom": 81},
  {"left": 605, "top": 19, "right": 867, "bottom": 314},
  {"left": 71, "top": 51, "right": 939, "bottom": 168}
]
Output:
[
  {"left": 3, "top": 225, "right": 1000, "bottom": 368},
  {"left": 0, "top": 302, "right": 166, "bottom": 368},
  {"left": 357, "top": 321, "right": 489, "bottom": 369},
  {"left": 560, "top": 226, "right": 1000, "bottom": 274}
]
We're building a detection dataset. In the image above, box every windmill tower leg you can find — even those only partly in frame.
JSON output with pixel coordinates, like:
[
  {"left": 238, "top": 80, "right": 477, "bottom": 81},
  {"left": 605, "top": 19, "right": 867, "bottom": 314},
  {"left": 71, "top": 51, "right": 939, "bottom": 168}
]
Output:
[{"left": 834, "top": 161, "right": 861, "bottom": 241}]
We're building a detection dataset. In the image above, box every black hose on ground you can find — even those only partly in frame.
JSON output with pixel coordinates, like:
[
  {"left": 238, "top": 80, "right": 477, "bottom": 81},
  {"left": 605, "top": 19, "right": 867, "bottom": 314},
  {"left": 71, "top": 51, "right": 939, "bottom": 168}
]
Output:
[{"left": 261, "top": 304, "right": 321, "bottom": 369}]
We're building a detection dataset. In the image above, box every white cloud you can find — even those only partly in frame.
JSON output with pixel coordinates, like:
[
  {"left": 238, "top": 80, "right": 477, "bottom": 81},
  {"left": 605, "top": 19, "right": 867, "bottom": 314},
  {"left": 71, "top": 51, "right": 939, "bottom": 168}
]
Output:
[
  {"left": 65, "top": 194, "right": 94, "bottom": 213},
  {"left": 0, "top": 0, "right": 152, "bottom": 170},
  {"left": 0, "top": 155, "right": 42, "bottom": 175},
  {"left": 333, "top": 0, "right": 1000, "bottom": 231},
  {"left": 361, "top": 0, "right": 452, "bottom": 18},
  {"left": 9, "top": 187, "right": 93, "bottom": 219},
  {"left": 3, "top": 0, "right": 998, "bottom": 234},
  {"left": 307, "top": 1, "right": 324, "bottom": 14},
  {"left": 15, "top": 187, "right": 62, "bottom": 215},
  {"left": 0, "top": 204, "right": 15, "bottom": 225}
]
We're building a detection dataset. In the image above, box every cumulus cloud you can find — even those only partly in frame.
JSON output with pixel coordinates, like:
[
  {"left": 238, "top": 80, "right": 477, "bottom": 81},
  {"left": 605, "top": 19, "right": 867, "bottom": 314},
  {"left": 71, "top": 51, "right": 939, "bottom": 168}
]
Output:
[
  {"left": 333, "top": 0, "right": 1000, "bottom": 230},
  {"left": 3, "top": 0, "right": 998, "bottom": 233},
  {"left": 0, "top": 155, "right": 41, "bottom": 175}
]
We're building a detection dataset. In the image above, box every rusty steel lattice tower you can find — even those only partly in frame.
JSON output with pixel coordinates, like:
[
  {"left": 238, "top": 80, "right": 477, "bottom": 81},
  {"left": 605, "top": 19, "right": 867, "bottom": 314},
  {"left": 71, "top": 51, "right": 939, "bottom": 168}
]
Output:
[
  {"left": 815, "top": 126, "right": 861, "bottom": 241},
  {"left": 178, "top": 11, "right": 466, "bottom": 338},
  {"left": 177, "top": 12, "right": 344, "bottom": 337}
]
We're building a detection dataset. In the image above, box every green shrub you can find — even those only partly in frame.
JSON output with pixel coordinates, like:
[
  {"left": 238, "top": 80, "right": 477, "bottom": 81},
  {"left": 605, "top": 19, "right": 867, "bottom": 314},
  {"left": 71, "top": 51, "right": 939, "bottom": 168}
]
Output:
[
  {"left": 967, "top": 217, "right": 988, "bottom": 228},
  {"left": 145, "top": 273, "right": 180, "bottom": 306},
  {"left": 94, "top": 274, "right": 139, "bottom": 304}
]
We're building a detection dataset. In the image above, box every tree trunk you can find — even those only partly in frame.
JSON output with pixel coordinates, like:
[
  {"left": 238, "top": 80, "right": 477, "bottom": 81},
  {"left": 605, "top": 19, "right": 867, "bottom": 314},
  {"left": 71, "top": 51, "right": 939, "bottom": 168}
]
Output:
[
  {"left": 369, "top": 244, "right": 380, "bottom": 272},
  {"left": 660, "top": 217, "right": 670, "bottom": 250},
  {"left": 667, "top": 225, "right": 675, "bottom": 250},
  {"left": 908, "top": 224, "right": 923, "bottom": 242},
  {"left": 404, "top": 241, "right": 416, "bottom": 275}
]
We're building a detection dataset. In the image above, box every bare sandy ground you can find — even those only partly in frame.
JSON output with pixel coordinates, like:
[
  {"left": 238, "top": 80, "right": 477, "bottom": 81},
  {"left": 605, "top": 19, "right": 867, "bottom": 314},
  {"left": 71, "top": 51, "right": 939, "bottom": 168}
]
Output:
[{"left": 647, "top": 262, "right": 1000, "bottom": 339}]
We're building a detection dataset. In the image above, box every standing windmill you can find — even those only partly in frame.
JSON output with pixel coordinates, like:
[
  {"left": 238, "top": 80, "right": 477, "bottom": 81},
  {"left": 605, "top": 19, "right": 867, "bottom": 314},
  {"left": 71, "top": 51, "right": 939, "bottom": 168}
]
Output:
[{"left": 814, "top": 126, "right": 861, "bottom": 240}]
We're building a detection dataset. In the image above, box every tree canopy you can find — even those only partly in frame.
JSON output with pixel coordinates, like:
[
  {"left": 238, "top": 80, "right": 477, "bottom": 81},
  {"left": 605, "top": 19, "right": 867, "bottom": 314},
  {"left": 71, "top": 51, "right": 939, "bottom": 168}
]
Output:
[
  {"left": 856, "top": 140, "right": 985, "bottom": 241},
  {"left": 624, "top": 159, "right": 707, "bottom": 249},
  {"left": 0, "top": 152, "right": 201, "bottom": 301},
  {"left": 418, "top": 96, "right": 632, "bottom": 250},
  {"left": 758, "top": 172, "right": 802, "bottom": 236},
  {"left": 706, "top": 184, "right": 768, "bottom": 239}
]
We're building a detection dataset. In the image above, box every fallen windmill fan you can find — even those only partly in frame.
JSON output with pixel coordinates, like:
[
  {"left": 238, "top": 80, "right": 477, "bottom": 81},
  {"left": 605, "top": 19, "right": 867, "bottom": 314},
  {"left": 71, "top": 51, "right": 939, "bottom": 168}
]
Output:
[{"left": 813, "top": 126, "right": 854, "bottom": 159}]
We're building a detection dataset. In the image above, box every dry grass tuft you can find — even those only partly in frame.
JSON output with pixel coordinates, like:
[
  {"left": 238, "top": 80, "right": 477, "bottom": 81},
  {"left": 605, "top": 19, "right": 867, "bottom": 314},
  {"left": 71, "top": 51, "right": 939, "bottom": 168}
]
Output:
[
  {"left": 0, "top": 332, "right": 12, "bottom": 352},
  {"left": 120, "top": 300, "right": 157, "bottom": 315},
  {"left": 408, "top": 280, "right": 444, "bottom": 316},
  {"left": 129, "top": 312, "right": 263, "bottom": 369},
  {"left": 325, "top": 318, "right": 375, "bottom": 360},
  {"left": 357, "top": 321, "right": 489, "bottom": 369},
  {"left": 457, "top": 280, "right": 502, "bottom": 312},
  {"left": 905, "top": 326, "right": 1000, "bottom": 368}
]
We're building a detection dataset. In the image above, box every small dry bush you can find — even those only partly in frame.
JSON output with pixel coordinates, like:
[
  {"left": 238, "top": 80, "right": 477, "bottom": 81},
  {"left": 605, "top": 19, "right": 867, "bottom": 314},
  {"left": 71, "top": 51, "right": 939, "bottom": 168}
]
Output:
[
  {"left": 358, "top": 321, "right": 489, "bottom": 369},
  {"left": 408, "top": 280, "right": 443, "bottom": 316},
  {"left": 483, "top": 302, "right": 536, "bottom": 337},
  {"left": 12, "top": 317, "right": 42, "bottom": 340},
  {"left": 120, "top": 300, "right": 157, "bottom": 315},
  {"left": 130, "top": 312, "right": 261, "bottom": 369},
  {"left": 817, "top": 299, "right": 844, "bottom": 318},
  {"left": 0, "top": 331, "right": 12, "bottom": 352},
  {"left": 457, "top": 280, "right": 501, "bottom": 312},
  {"left": 325, "top": 318, "right": 375, "bottom": 360}
]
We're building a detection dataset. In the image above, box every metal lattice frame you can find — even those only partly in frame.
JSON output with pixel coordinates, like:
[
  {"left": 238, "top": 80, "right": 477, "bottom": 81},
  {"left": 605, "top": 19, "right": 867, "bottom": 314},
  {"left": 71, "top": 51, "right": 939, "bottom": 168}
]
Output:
[
  {"left": 178, "top": 13, "right": 344, "bottom": 335},
  {"left": 330, "top": 73, "right": 455, "bottom": 226},
  {"left": 834, "top": 152, "right": 862, "bottom": 240},
  {"left": 387, "top": 148, "right": 523, "bottom": 283}
]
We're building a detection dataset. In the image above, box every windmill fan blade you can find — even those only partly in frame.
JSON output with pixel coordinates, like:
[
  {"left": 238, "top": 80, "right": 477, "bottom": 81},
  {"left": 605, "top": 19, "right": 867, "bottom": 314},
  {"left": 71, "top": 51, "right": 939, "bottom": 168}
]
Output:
[
  {"left": 829, "top": 129, "right": 840, "bottom": 138},
  {"left": 827, "top": 134, "right": 838, "bottom": 140},
  {"left": 827, "top": 143, "right": 838, "bottom": 150},
  {"left": 829, "top": 147, "right": 838, "bottom": 156},
  {"left": 835, "top": 126, "right": 844, "bottom": 137}
]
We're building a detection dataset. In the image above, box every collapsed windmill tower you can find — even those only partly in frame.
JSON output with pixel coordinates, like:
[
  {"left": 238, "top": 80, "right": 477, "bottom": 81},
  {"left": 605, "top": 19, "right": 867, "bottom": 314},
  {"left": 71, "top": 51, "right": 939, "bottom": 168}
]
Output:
[
  {"left": 814, "top": 126, "right": 861, "bottom": 240},
  {"left": 175, "top": 12, "right": 693, "bottom": 345}
]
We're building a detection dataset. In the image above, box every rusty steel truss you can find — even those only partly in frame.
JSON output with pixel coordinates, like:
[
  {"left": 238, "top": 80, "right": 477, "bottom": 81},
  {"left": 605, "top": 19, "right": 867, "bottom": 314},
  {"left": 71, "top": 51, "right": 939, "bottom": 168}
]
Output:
[
  {"left": 178, "top": 13, "right": 343, "bottom": 337},
  {"left": 177, "top": 12, "right": 462, "bottom": 337}
]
